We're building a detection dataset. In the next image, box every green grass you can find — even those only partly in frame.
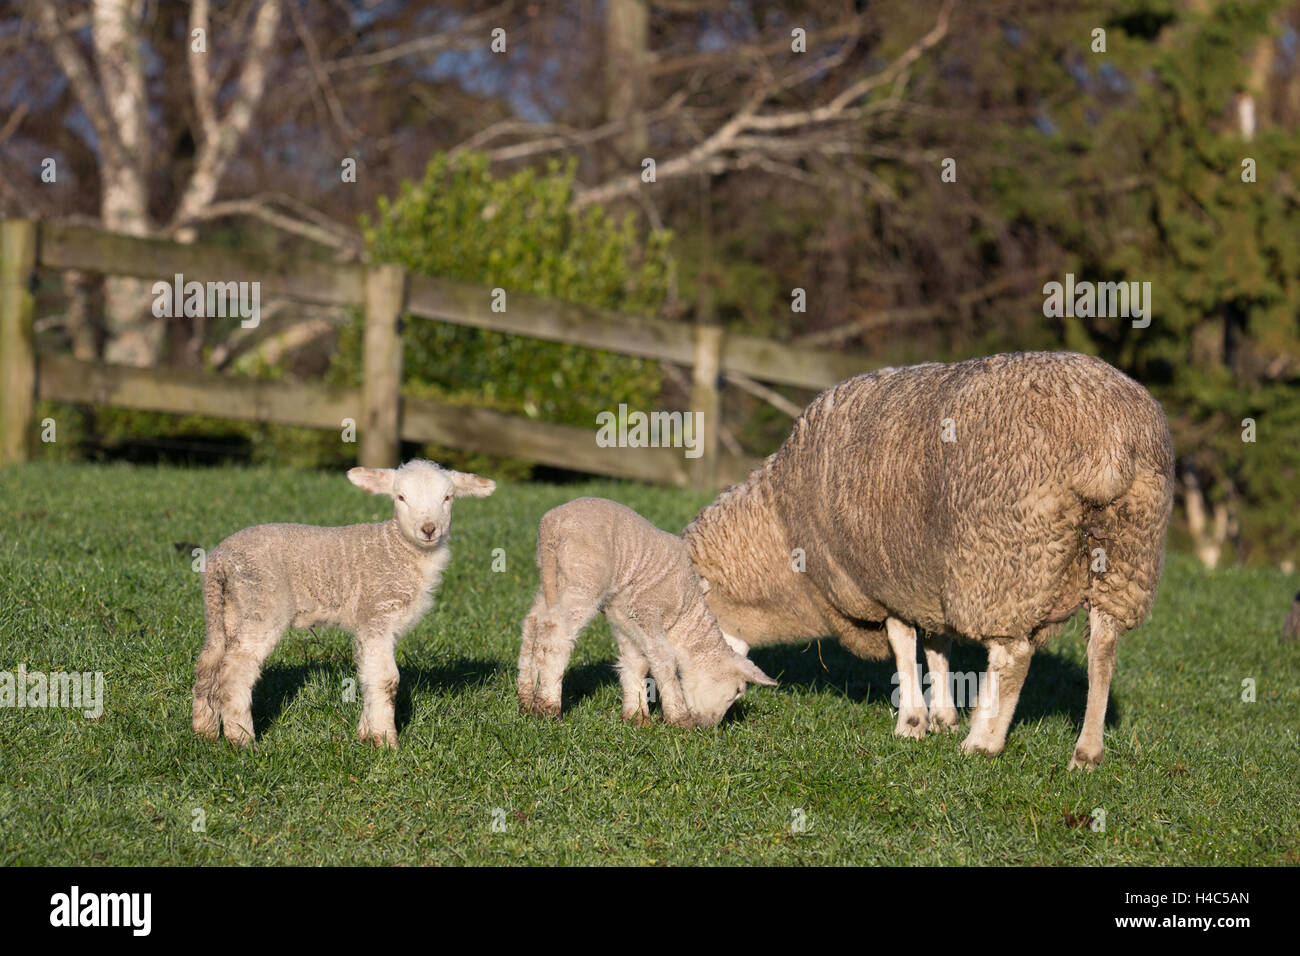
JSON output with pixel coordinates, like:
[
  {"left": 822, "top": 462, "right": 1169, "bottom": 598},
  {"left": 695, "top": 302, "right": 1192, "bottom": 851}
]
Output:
[{"left": 1, "top": 461, "right": 1297, "bottom": 866}]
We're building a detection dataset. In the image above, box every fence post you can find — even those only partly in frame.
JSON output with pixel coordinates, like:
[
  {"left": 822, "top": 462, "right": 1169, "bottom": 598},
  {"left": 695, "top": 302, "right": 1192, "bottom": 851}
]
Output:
[
  {"left": 360, "top": 263, "right": 407, "bottom": 468},
  {"left": 689, "top": 317, "right": 723, "bottom": 490},
  {"left": 0, "top": 220, "right": 38, "bottom": 466}
]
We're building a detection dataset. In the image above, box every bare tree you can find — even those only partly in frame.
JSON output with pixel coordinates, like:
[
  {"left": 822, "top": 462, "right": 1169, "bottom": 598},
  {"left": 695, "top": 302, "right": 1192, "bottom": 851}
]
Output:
[{"left": 29, "top": 0, "right": 283, "bottom": 365}]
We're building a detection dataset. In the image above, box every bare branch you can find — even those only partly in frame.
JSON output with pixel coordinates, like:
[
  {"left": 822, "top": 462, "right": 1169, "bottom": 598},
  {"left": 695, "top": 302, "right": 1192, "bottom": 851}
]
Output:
[
  {"left": 288, "top": 0, "right": 357, "bottom": 143},
  {"left": 573, "top": 0, "right": 955, "bottom": 210},
  {"left": 311, "top": 3, "right": 512, "bottom": 75},
  {"left": 723, "top": 370, "right": 805, "bottom": 418},
  {"left": 31, "top": 3, "right": 123, "bottom": 169},
  {"left": 169, "top": 0, "right": 284, "bottom": 234},
  {"left": 183, "top": 194, "right": 363, "bottom": 256},
  {"left": 187, "top": 0, "right": 218, "bottom": 143}
]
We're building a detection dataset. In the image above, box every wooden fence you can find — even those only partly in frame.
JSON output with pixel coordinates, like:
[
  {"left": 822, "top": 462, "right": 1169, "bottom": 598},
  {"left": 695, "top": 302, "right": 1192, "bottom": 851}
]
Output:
[{"left": 0, "top": 218, "right": 879, "bottom": 488}]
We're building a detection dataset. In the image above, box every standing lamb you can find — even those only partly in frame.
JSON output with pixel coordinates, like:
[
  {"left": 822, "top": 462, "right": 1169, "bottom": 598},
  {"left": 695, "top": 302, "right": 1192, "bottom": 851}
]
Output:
[
  {"left": 191, "top": 459, "right": 495, "bottom": 749},
  {"left": 517, "top": 497, "right": 775, "bottom": 728},
  {"left": 683, "top": 351, "right": 1173, "bottom": 768}
]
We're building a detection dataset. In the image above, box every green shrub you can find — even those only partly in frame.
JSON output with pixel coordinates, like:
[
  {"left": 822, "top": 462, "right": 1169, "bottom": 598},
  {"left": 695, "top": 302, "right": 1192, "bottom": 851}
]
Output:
[{"left": 330, "top": 153, "right": 674, "bottom": 476}]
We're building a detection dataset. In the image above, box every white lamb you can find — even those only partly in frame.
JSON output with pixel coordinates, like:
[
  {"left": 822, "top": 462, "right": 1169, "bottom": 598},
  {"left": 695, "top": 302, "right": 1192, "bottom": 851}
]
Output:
[
  {"left": 517, "top": 497, "right": 776, "bottom": 728},
  {"left": 191, "top": 459, "right": 495, "bottom": 749}
]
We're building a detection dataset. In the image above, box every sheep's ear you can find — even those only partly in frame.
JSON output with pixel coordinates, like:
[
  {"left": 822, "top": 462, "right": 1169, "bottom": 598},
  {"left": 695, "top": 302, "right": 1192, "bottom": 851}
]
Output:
[
  {"left": 736, "top": 656, "right": 777, "bottom": 687},
  {"left": 347, "top": 467, "right": 396, "bottom": 496},
  {"left": 448, "top": 470, "right": 496, "bottom": 498},
  {"left": 722, "top": 631, "right": 749, "bottom": 656}
]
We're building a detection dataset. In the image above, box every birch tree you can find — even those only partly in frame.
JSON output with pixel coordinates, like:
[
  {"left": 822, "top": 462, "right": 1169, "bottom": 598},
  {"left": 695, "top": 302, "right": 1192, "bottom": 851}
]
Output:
[{"left": 32, "top": 0, "right": 283, "bottom": 365}]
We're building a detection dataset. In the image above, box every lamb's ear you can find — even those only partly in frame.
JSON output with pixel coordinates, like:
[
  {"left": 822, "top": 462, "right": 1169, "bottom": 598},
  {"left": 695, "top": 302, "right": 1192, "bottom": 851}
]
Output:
[
  {"left": 722, "top": 631, "right": 749, "bottom": 656},
  {"left": 448, "top": 470, "right": 496, "bottom": 498},
  {"left": 347, "top": 467, "right": 396, "bottom": 496},
  {"left": 735, "top": 656, "right": 777, "bottom": 687}
]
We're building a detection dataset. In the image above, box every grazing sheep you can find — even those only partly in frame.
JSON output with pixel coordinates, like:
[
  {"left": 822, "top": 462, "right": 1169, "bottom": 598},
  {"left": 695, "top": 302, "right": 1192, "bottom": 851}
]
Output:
[
  {"left": 684, "top": 351, "right": 1174, "bottom": 768},
  {"left": 517, "top": 497, "right": 775, "bottom": 728},
  {"left": 191, "top": 459, "right": 495, "bottom": 748}
]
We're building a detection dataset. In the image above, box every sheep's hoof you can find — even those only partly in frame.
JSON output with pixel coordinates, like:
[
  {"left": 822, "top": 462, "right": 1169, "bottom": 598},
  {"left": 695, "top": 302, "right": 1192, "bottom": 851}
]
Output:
[
  {"left": 358, "top": 727, "right": 398, "bottom": 749},
  {"left": 894, "top": 711, "right": 929, "bottom": 740},
  {"left": 222, "top": 727, "right": 255, "bottom": 749},
  {"left": 928, "top": 708, "right": 960, "bottom": 734},
  {"left": 1067, "top": 745, "right": 1103, "bottom": 771},
  {"left": 522, "top": 700, "right": 561, "bottom": 719},
  {"left": 960, "top": 733, "right": 1002, "bottom": 757}
]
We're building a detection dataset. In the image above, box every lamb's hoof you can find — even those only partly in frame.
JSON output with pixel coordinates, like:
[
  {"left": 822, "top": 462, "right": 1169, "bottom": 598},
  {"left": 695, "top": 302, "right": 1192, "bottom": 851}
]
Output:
[
  {"left": 522, "top": 699, "right": 561, "bottom": 719},
  {"left": 222, "top": 727, "right": 255, "bottom": 749},
  {"left": 192, "top": 721, "right": 220, "bottom": 741},
  {"left": 1067, "top": 745, "right": 1103, "bottom": 771},
  {"left": 358, "top": 723, "right": 398, "bottom": 749},
  {"left": 960, "top": 733, "right": 1003, "bottom": 757},
  {"left": 622, "top": 710, "right": 652, "bottom": 727},
  {"left": 894, "top": 711, "right": 929, "bottom": 740},
  {"left": 928, "top": 708, "right": 960, "bottom": 734}
]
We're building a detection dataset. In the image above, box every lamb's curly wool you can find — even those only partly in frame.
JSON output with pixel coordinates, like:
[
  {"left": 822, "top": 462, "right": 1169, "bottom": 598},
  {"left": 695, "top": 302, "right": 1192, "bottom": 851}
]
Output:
[
  {"left": 684, "top": 351, "right": 1174, "bottom": 767},
  {"left": 517, "top": 497, "right": 774, "bottom": 728},
  {"left": 191, "top": 459, "right": 494, "bottom": 748}
]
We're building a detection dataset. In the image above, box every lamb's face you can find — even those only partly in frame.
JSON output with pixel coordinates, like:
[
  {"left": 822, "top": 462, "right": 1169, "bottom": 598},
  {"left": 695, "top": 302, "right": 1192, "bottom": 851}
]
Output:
[
  {"left": 348, "top": 460, "right": 495, "bottom": 549},
  {"left": 678, "top": 651, "right": 777, "bottom": 727}
]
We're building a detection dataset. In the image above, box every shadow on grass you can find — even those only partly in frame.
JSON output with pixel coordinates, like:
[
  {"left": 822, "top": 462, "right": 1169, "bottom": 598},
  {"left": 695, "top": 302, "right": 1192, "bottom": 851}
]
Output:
[
  {"left": 747, "top": 633, "right": 1120, "bottom": 734},
  {"left": 251, "top": 658, "right": 503, "bottom": 736}
]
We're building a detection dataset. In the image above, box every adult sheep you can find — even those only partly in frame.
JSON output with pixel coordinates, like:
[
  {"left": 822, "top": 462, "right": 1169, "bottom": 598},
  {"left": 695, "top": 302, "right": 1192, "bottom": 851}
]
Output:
[{"left": 683, "top": 351, "right": 1173, "bottom": 769}]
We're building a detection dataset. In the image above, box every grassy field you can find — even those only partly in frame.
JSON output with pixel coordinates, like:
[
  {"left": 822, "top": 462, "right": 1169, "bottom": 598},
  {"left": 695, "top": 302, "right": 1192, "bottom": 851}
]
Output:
[{"left": 1, "top": 461, "right": 1297, "bottom": 866}]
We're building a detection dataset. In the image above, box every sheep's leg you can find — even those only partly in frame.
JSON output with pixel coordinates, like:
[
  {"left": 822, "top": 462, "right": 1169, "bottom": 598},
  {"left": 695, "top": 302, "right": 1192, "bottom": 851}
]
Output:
[
  {"left": 612, "top": 628, "right": 652, "bottom": 726},
  {"left": 516, "top": 590, "right": 547, "bottom": 714},
  {"left": 885, "top": 617, "right": 928, "bottom": 739},
  {"left": 922, "top": 632, "right": 959, "bottom": 733},
  {"left": 1068, "top": 609, "right": 1121, "bottom": 770},
  {"left": 355, "top": 632, "right": 400, "bottom": 749},
  {"left": 192, "top": 585, "right": 227, "bottom": 739},
  {"left": 191, "top": 639, "right": 225, "bottom": 740},
  {"left": 961, "top": 637, "right": 1034, "bottom": 757},
  {"left": 217, "top": 622, "right": 282, "bottom": 748},
  {"left": 642, "top": 639, "right": 693, "bottom": 728},
  {"left": 611, "top": 611, "right": 692, "bottom": 727},
  {"left": 526, "top": 595, "right": 599, "bottom": 718}
]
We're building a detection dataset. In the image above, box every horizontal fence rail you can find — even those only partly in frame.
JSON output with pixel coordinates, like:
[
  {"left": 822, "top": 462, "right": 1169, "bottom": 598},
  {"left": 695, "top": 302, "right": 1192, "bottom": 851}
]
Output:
[
  {"left": 2, "top": 218, "right": 873, "bottom": 486},
  {"left": 35, "top": 354, "right": 758, "bottom": 486},
  {"left": 38, "top": 222, "right": 877, "bottom": 390}
]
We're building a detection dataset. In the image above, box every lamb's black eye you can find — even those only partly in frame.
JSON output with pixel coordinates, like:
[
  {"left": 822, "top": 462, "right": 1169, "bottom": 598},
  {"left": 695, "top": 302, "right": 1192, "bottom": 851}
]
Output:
[
  {"left": 444, "top": 494, "right": 452, "bottom": 502},
  {"left": 397, "top": 495, "right": 405, "bottom": 502}
]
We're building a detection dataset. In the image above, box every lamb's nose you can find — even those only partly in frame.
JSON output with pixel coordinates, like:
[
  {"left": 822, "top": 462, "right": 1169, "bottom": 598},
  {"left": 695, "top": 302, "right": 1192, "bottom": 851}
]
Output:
[{"left": 421, "top": 523, "right": 436, "bottom": 538}]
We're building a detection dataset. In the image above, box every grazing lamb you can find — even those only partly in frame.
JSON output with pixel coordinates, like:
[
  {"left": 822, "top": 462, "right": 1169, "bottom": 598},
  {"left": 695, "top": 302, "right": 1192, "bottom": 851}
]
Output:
[
  {"left": 517, "top": 497, "right": 775, "bottom": 728},
  {"left": 191, "top": 459, "right": 495, "bottom": 749},
  {"left": 684, "top": 351, "right": 1174, "bottom": 768}
]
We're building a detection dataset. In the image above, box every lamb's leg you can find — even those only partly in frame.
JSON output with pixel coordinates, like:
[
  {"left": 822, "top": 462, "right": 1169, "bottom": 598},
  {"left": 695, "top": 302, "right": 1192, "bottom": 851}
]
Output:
[
  {"left": 191, "top": 573, "right": 228, "bottom": 739},
  {"left": 516, "top": 590, "right": 547, "bottom": 714},
  {"left": 922, "top": 631, "right": 959, "bottom": 733},
  {"left": 612, "top": 628, "right": 652, "bottom": 726},
  {"left": 526, "top": 595, "right": 599, "bottom": 718},
  {"left": 191, "top": 639, "right": 225, "bottom": 740},
  {"left": 961, "top": 637, "right": 1034, "bottom": 757},
  {"left": 1069, "top": 608, "right": 1121, "bottom": 770},
  {"left": 217, "top": 621, "right": 282, "bottom": 748},
  {"left": 885, "top": 617, "right": 928, "bottom": 739},
  {"left": 641, "top": 639, "right": 694, "bottom": 728},
  {"left": 355, "top": 631, "right": 400, "bottom": 749}
]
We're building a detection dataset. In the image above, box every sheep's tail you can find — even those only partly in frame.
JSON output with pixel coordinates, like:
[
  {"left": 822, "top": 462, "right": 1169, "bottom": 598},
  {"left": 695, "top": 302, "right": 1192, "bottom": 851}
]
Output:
[
  {"left": 1083, "top": 406, "right": 1176, "bottom": 631},
  {"left": 191, "top": 562, "right": 228, "bottom": 738}
]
